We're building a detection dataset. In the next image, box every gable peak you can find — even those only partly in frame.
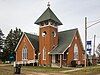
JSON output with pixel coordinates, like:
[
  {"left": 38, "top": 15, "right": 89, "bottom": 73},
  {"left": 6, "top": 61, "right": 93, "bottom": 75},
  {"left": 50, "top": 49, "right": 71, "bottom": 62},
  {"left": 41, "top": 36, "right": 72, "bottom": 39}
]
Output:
[
  {"left": 34, "top": 5, "right": 62, "bottom": 26},
  {"left": 47, "top": 2, "right": 50, "bottom": 7}
]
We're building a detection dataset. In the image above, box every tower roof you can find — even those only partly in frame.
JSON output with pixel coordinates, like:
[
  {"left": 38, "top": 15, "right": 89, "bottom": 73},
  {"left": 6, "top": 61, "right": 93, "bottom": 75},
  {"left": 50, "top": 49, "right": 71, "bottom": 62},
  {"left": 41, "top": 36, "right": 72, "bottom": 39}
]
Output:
[{"left": 34, "top": 7, "right": 62, "bottom": 25}]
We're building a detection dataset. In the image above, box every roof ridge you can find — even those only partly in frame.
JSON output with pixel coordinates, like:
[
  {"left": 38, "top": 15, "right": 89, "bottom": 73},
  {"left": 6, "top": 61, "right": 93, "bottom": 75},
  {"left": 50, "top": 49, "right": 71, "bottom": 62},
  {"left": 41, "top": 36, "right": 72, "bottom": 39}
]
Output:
[
  {"left": 48, "top": 7, "right": 51, "bottom": 19},
  {"left": 59, "top": 28, "right": 78, "bottom": 33},
  {"left": 24, "top": 32, "right": 38, "bottom": 36}
]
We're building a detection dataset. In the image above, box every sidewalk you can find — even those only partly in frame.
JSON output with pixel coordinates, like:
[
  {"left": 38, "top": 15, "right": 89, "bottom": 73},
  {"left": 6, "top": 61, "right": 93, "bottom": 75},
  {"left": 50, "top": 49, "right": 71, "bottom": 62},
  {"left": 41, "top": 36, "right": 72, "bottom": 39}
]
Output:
[{"left": 61, "top": 68, "right": 83, "bottom": 73}]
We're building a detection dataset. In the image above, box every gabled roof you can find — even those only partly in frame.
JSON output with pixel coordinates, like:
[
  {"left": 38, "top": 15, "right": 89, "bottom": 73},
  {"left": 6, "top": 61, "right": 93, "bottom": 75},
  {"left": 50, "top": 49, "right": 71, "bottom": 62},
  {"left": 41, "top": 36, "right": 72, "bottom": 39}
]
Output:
[
  {"left": 50, "top": 28, "right": 78, "bottom": 54},
  {"left": 15, "top": 32, "right": 39, "bottom": 52},
  {"left": 25, "top": 33, "right": 39, "bottom": 50},
  {"left": 34, "top": 7, "right": 62, "bottom": 25}
]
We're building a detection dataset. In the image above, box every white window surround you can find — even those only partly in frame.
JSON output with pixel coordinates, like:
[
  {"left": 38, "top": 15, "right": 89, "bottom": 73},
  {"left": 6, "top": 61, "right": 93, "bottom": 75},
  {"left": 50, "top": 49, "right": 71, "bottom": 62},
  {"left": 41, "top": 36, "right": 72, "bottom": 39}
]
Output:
[
  {"left": 74, "top": 44, "right": 78, "bottom": 60},
  {"left": 42, "top": 32, "right": 46, "bottom": 37},
  {"left": 40, "top": 24, "right": 58, "bottom": 29},
  {"left": 22, "top": 46, "right": 28, "bottom": 60},
  {"left": 42, "top": 31, "right": 47, "bottom": 37},
  {"left": 52, "top": 31, "right": 56, "bottom": 37},
  {"left": 43, "top": 47, "right": 46, "bottom": 60}
]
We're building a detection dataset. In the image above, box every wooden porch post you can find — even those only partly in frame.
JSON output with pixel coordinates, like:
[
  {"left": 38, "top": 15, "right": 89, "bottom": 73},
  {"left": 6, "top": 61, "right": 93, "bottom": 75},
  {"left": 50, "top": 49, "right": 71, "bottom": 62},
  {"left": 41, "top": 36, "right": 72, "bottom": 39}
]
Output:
[{"left": 60, "top": 54, "right": 62, "bottom": 68}]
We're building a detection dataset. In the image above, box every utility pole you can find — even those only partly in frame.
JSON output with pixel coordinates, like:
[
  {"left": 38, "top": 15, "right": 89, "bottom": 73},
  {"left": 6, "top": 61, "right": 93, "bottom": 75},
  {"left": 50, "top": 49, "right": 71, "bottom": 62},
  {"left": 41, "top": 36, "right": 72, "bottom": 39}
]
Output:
[
  {"left": 93, "top": 35, "right": 96, "bottom": 55},
  {"left": 85, "top": 17, "right": 87, "bottom": 67},
  {"left": 84, "top": 17, "right": 100, "bottom": 67}
]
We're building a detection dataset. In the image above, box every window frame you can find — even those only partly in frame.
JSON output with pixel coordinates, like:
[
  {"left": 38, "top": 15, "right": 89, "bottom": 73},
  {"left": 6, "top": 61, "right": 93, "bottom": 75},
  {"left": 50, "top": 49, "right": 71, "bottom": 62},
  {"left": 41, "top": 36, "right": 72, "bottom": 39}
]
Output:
[
  {"left": 43, "top": 47, "right": 46, "bottom": 60},
  {"left": 74, "top": 43, "right": 78, "bottom": 60},
  {"left": 52, "top": 31, "right": 56, "bottom": 37},
  {"left": 22, "top": 46, "right": 28, "bottom": 60}
]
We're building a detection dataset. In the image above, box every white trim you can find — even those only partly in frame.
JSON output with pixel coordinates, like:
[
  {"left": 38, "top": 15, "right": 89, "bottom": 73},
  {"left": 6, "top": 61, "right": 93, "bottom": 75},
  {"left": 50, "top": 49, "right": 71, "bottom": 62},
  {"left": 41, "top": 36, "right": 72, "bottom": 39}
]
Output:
[
  {"left": 25, "top": 34, "right": 35, "bottom": 50},
  {"left": 49, "top": 45, "right": 58, "bottom": 54},
  {"left": 62, "top": 45, "right": 70, "bottom": 54},
  {"left": 54, "top": 31, "right": 56, "bottom": 37},
  {"left": 73, "top": 59, "right": 78, "bottom": 61},
  {"left": 16, "top": 52, "right": 17, "bottom": 62},
  {"left": 24, "top": 33, "right": 35, "bottom": 59},
  {"left": 74, "top": 43, "right": 78, "bottom": 60},
  {"left": 43, "top": 47, "right": 46, "bottom": 60},
  {"left": 52, "top": 31, "right": 56, "bottom": 37},
  {"left": 22, "top": 46, "right": 28, "bottom": 60},
  {"left": 48, "top": 52, "right": 50, "bottom": 54},
  {"left": 39, "top": 25, "right": 58, "bottom": 29},
  {"left": 50, "top": 53, "right": 63, "bottom": 54},
  {"left": 69, "top": 30, "right": 77, "bottom": 47},
  {"left": 77, "top": 30, "right": 84, "bottom": 53},
  {"left": 62, "top": 29, "right": 77, "bottom": 54},
  {"left": 16, "top": 59, "right": 36, "bottom": 64},
  {"left": 15, "top": 32, "right": 36, "bottom": 62},
  {"left": 15, "top": 33, "right": 25, "bottom": 52},
  {"left": 27, "top": 60, "right": 36, "bottom": 64},
  {"left": 42, "top": 32, "right": 46, "bottom": 37},
  {"left": 51, "top": 29, "right": 77, "bottom": 55},
  {"left": 15, "top": 32, "right": 35, "bottom": 52}
]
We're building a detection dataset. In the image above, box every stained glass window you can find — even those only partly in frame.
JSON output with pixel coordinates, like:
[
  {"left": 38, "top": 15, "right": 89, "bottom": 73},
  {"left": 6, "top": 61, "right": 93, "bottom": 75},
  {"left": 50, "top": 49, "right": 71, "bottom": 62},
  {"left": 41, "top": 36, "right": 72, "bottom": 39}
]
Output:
[
  {"left": 22, "top": 46, "right": 28, "bottom": 60},
  {"left": 43, "top": 47, "right": 46, "bottom": 60},
  {"left": 74, "top": 44, "right": 78, "bottom": 60}
]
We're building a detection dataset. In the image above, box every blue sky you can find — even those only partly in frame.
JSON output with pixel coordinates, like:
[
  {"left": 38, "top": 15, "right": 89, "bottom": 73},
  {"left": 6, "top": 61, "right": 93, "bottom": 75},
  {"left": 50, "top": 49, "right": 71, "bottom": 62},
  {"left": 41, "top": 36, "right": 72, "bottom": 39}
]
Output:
[{"left": 0, "top": 0, "right": 100, "bottom": 54}]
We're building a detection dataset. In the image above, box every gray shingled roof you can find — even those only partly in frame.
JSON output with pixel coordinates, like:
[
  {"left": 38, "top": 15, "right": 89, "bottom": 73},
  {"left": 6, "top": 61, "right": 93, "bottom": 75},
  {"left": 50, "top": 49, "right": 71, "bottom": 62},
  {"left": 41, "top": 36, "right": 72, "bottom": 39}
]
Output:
[
  {"left": 25, "top": 33, "right": 39, "bottom": 51},
  {"left": 34, "top": 7, "right": 62, "bottom": 25},
  {"left": 50, "top": 28, "right": 78, "bottom": 54}
]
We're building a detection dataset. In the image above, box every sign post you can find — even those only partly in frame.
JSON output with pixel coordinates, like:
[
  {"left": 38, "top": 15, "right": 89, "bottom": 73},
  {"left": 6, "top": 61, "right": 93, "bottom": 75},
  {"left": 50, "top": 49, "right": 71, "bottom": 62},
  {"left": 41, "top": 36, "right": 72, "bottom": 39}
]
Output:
[{"left": 87, "top": 41, "right": 92, "bottom": 64}]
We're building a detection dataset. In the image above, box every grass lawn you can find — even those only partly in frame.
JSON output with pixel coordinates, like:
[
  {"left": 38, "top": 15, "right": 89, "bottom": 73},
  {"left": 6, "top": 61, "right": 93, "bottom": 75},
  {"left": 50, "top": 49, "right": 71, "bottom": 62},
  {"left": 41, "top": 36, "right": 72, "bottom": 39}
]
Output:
[
  {"left": 22, "top": 66, "right": 71, "bottom": 73},
  {"left": 0, "top": 65, "right": 14, "bottom": 75},
  {"left": 66, "top": 66, "right": 100, "bottom": 75},
  {"left": 0, "top": 64, "right": 100, "bottom": 75},
  {"left": 0, "top": 65, "right": 71, "bottom": 75}
]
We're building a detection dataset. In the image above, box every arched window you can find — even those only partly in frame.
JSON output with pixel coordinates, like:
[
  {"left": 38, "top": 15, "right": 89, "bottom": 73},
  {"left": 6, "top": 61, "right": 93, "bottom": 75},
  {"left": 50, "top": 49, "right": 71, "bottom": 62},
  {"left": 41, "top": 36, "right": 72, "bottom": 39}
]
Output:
[
  {"left": 22, "top": 46, "right": 28, "bottom": 60},
  {"left": 74, "top": 44, "right": 78, "bottom": 60},
  {"left": 52, "top": 31, "right": 56, "bottom": 37},
  {"left": 43, "top": 47, "right": 46, "bottom": 60},
  {"left": 42, "top": 31, "right": 47, "bottom": 37}
]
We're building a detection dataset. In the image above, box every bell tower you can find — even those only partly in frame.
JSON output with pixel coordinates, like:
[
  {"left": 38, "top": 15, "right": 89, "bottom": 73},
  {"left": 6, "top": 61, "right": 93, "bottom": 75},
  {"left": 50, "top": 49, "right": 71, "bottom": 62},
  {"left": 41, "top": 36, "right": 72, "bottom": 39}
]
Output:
[{"left": 34, "top": 3, "right": 62, "bottom": 66}]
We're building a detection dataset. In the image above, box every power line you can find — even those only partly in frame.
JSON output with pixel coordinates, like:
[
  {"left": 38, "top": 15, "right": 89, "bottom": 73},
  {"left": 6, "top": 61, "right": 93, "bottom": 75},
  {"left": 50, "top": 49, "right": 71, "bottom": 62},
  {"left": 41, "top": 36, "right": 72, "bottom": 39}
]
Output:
[
  {"left": 88, "top": 18, "right": 100, "bottom": 23},
  {"left": 87, "top": 20, "right": 100, "bottom": 28}
]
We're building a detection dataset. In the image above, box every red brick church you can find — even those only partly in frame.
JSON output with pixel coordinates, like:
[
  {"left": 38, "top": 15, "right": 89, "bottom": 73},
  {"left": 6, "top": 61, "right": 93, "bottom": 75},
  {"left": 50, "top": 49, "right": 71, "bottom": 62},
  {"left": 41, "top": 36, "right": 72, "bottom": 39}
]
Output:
[{"left": 15, "top": 5, "right": 85, "bottom": 67}]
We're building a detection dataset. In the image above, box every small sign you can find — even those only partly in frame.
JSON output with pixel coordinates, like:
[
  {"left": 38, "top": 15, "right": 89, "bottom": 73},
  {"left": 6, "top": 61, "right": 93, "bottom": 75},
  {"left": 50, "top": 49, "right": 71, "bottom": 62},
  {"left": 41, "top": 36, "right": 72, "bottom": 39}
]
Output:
[{"left": 87, "top": 41, "right": 92, "bottom": 53}]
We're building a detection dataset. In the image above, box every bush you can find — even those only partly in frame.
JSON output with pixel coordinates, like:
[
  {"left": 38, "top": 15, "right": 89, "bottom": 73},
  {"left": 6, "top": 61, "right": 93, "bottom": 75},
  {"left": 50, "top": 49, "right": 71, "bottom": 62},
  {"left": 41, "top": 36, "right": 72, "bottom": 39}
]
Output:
[{"left": 71, "top": 60, "right": 77, "bottom": 67}]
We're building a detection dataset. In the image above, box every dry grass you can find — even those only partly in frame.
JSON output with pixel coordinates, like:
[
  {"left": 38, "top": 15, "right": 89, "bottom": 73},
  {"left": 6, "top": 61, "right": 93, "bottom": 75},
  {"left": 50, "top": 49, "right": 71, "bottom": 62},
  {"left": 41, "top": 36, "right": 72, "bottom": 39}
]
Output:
[
  {"left": 0, "top": 64, "right": 100, "bottom": 75},
  {"left": 0, "top": 65, "right": 70, "bottom": 75},
  {"left": 22, "top": 66, "right": 70, "bottom": 73},
  {"left": 0, "top": 65, "right": 14, "bottom": 75},
  {"left": 66, "top": 66, "right": 100, "bottom": 75}
]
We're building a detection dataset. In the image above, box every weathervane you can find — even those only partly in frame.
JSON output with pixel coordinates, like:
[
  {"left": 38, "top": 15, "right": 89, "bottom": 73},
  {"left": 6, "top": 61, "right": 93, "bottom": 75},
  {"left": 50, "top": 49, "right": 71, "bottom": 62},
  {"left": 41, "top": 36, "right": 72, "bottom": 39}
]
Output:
[{"left": 47, "top": 2, "right": 50, "bottom": 7}]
